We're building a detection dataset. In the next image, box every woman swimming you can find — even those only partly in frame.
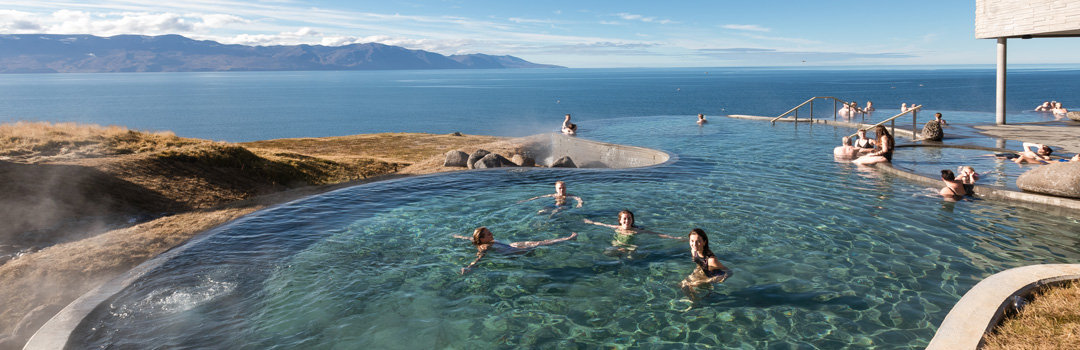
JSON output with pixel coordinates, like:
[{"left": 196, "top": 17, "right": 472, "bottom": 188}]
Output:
[
  {"left": 680, "top": 228, "right": 731, "bottom": 289},
  {"left": 453, "top": 226, "right": 576, "bottom": 275}
]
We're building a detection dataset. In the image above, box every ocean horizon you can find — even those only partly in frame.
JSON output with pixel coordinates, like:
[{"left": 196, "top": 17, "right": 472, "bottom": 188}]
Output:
[{"left": 1, "top": 66, "right": 1078, "bottom": 142}]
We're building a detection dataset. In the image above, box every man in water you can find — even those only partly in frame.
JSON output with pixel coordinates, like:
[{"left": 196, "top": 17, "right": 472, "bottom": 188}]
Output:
[
  {"left": 561, "top": 114, "right": 576, "bottom": 135},
  {"left": 519, "top": 181, "right": 584, "bottom": 214},
  {"left": 833, "top": 137, "right": 867, "bottom": 159},
  {"left": 696, "top": 114, "right": 707, "bottom": 124}
]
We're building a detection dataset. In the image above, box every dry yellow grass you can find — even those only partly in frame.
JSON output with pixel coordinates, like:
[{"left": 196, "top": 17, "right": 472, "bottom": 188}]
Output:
[
  {"left": 0, "top": 122, "right": 520, "bottom": 349},
  {"left": 0, "top": 121, "right": 197, "bottom": 161},
  {"left": 982, "top": 281, "right": 1080, "bottom": 350}
]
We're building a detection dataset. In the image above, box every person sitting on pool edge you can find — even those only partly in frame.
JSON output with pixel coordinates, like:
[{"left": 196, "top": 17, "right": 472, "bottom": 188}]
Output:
[
  {"left": 939, "top": 169, "right": 966, "bottom": 200},
  {"left": 696, "top": 113, "right": 707, "bottom": 124},
  {"left": 453, "top": 227, "right": 576, "bottom": 275},
  {"left": 680, "top": 228, "right": 731, "bottom": 289},
  {"left": 1013, "top": 142, "right": 1054, "bottom": 164},
  {"left": 852, "top": 125, "right": 893, "bottom": 166},
  {"left": 518, "top": 180, "right": 584, "bottom": 213}
]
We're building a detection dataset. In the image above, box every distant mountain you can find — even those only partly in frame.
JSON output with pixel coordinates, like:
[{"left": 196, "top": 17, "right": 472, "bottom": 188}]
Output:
[{"left": 0, "top": 34, "right": 565, "bottom": 73}]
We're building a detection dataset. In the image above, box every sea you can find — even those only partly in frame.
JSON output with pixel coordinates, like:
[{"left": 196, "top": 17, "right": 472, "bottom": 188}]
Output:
[{"left": 1, "top": 66, "right": 1078, "bottom": 142}]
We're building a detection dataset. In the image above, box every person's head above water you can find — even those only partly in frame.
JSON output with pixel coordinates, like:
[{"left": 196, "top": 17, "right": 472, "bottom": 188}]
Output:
[
  {"left": 841, "top": 137, "right": 852, "bottom": 146},
  {"left": 618, "top": 210, "right": 635, "bottom": 228},
  {"left": 697, "top": 114, "right": 705, "bottom": 120},
  {"left": 934, "top": 113, "right": 943, "bottom": 120},
  {"left": 941, "top": 169, "right": 956, "bottom": 181},
  {"left": 857, "top": 129, "right": 867, "bottom": 138},
  {"left": 555, "top": 181, "right": 567, "bottom": 195},
  {"left": 564, "top": 114, "right": 571, "bottom": 121},
  {"left": 471, "top": 227, "right": 494, "bottom": 246},
  {"left": 1039, "top": 145, "right": 1053, "bottom": 156},
  {"left": 689, "top": 228, "right": 714, "bottom": 256}
]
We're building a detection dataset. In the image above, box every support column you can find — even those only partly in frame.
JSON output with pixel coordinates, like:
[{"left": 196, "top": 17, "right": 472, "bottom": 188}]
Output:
[{"left": 996, "top": 38, "right": 1007, "bottom": 125}]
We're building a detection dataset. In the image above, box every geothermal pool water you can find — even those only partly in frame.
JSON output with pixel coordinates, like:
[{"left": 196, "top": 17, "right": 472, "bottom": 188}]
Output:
[{"left": 69, "top": 116, "right": 1080, "bottom": 349}]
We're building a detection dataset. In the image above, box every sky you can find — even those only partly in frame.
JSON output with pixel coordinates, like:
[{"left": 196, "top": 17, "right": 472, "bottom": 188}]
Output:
[{"left": 1, "top": 0, "right": 1079, "bottom": 68}]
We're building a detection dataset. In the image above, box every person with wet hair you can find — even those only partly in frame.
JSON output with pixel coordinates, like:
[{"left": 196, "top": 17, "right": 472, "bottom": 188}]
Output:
[
  {"left": 1013, "top": 142, "right": 1054, "bottom": 164},
  {"left": 561, "top": 114, "right": 577, "bottom": 135},
  {"left": 957, "top": 166, "right": 980, "bottom": 196},
  {"left": 519, "top": 181, "right": 584, "bottom": 214},
  {"left": 696, "top": 113, "right": 707, "bottom": 124},
  {"left": 853, "top": 129, "right": 875, "bottom": 149},
  {"left": 680, "top": 228, "right": 731, "bottom": 289},
  {"left": 834, "top": 136, "right": 869, "bottom": 159},
  {"left": 453, "top": 226, "right": 576, "bottom": 275},
  {"left": 584, "top": 210, "right": 682, "bottom": 239},
  {"left": 939, "top": 169, "right": 966, "bottom": 200},
  {"left": 852, "top": 125, "right": 893, "bottom": 165}
]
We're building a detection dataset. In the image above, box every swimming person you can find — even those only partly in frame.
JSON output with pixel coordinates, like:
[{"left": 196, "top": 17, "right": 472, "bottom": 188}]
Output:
[
  {"left": 865, "top": 101, "right": 875, "bottom": 112},
  {"left": 518, "top": 180, "right": 584, "bottom": 213},
  {"left": 934, "top": 112, "right": 947, "bottom": 125},
  {"left": 852, "top": 125, "right": 893, "bottom": 166},
  {"left": 453, "top": 227, "right": 577, "bottom": 275},
  {"left": 939, "top": 169, "right": 966, "bottom": 200},
  {"left": 1052, "top": 102, "right": 1069, "bottom": 116},
  {"left": 697, "top": 113, "right": 707, "bottom": 124},
  {"left": 680, "top": 228, "right": 731, "bottom": 289},
  {"left": 584, "top": 210, "right": 684, "bottom": 255},
  {"left": 1013, "top": 142, "right": 1054, "bottom": 164},
  {"left": 957, "top": 166, "right": 980, "bottom": 196},
  {"left": 1035, "top": 101, "right": 1052, "bottom": 112},
  {"left": 853, "top": 129, "right": 875, "bottom": 149}
]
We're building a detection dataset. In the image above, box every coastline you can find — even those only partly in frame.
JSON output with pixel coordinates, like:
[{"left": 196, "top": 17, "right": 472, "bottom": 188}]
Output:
[{"left": 0, "top": 122, "right": 522, "bottom": 349}]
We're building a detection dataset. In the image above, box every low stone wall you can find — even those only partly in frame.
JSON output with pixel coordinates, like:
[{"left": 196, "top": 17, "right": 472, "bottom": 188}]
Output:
[
  {"left": 926, "top": 264, "right": 1080, "bottom": 350},
  {"left": 518, "top": 133, "right": 671, "bottom": 169}
]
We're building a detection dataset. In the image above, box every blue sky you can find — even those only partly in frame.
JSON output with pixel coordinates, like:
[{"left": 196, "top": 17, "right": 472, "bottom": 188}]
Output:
[{"left": 1, "top": 0, "right": 1078, "bottom": 68}]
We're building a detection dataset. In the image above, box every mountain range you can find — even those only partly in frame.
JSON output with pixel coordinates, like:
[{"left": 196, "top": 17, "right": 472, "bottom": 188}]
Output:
[{"left": 0, "top": 34, "right": 564, "bottom": 73}]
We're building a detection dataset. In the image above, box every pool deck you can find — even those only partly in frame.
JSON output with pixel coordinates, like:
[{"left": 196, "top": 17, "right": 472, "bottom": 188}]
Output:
[{"left": 734, "top": 113, "right": 1080, "bottom": 349}]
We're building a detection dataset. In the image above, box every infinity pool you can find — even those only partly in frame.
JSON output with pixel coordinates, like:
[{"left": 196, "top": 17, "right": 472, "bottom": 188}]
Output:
[{"left": 69, "top": 116, "right": 1080, "bottom": 349}]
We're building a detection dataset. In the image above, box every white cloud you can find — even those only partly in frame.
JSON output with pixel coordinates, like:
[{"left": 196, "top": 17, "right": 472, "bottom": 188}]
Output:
[
  {"left": 722, "top": 24, "right": 770, "bottom": 32},
  {"left": 740, "top": 33, "right": 819, "bottom": 46},
  {"left": 508, "top": 17, "right": 551, "bottom": 24},
  {"left": 0, "top": 9, "right": 43, "bottom": 31},
  {"left": 614, "top": 12, "right": 673, "bottom": 24}
]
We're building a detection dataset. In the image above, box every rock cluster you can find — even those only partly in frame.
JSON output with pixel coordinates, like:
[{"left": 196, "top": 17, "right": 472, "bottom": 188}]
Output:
[
  {"left": 921, "top": 121, "right": 943, "bottom": 141},
  {"left": 1016, "top": 162, "right": 1080, "bottom": 198},
  {"left": 444, "top": 149, "right": 542, "bottom": 169}
]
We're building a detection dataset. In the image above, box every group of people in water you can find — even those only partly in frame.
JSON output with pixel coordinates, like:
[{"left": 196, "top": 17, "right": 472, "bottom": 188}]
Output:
[
  {"left": 456, "top": 180, "right": 731, "bottom": 291},
  {"left": 1035, "top": 101, "right": 1069, "bottom": 117}
]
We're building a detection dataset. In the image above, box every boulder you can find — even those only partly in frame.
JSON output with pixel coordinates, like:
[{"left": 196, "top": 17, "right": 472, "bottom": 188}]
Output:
[
  {"left": 1067, "top": 111, "right": 1080, "bottom": 122},
  {"left": 1016, "top": 161, "right": 1080, "bottom": 198},
  {"left": 449, "top": 132, "right": 464, "bottom": 136},
  {"left": 551, "top": 156, "right": 577, "bottom": 168},
  {"left": 467, "top": 149, "right": 490, "bottom": 169},
  {"left": 921, "top": 121, "right": 943, "bottom": 141},
  {"left": 511, "top": 154, "right": 536, "bottom": 167},
  {"left": 444, "top": 150, "right": 469, "bottom": 167},
  {"left": 474, "top": 153, "right": 516, "bottom": 169}
]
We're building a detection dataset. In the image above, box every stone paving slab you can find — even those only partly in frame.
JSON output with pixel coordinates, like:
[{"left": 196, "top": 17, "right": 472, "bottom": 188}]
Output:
[{"left": 975, "top": 122, "right": 1080, "bottom": 154}]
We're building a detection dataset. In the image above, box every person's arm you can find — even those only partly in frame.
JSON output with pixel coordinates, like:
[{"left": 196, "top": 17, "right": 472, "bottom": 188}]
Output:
[
  {"left": 583, "top": 218, "right": 617, "bottom": 228},
  {"left": 460, "top": 246, "right": 488, "bottom": 275},
  {"left": 705, "top": 258, "right": 731, "bottom": 283},
  {"left": 517, "top": 194, "right": 553, "bottom": 204},
  {"left": 637, "top": 229, "right": 687, "bottom": 240},
  {"left": 1021, "top": 142, "right": 1040, "bottom": 153},
  {"left": 510, "top": 232, "right": 577, "bottom": 249},
  {"left": 570, "top": 195, "right": 584, "bottom": 208},
  {"left": 452, "top": 235, "right": 471, "bottom": 241}
]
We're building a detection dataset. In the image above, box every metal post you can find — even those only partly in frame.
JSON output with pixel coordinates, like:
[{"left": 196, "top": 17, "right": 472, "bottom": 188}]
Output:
[
  {"left": 891, "top": 119, "right": 895, "bottom": 138},
  {"left": 810, "top": 100, "right": 814, "bottom": 120},
  {"left": 913, "top": 108, "right": 918, "bottom": 139},
  {"left": 833, "top": 99, "right": 837, "bottom": 119},
  {"left": 997, "top": 38, "right": 1007, "bottom": 125},
  {"left": 795, "top": 108, "right": 798, "bottom": 123}
]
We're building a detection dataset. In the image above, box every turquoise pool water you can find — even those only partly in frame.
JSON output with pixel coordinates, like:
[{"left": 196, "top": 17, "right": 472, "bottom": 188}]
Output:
[{"left": 70, "top": 116, "right": 1080, "bottom": 349}]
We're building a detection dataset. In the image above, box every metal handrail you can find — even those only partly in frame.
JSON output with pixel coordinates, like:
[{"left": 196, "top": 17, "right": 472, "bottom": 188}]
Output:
[
  {"left": 847, "top": 105, "right": 922, "bottom": 138},
  {"left": 770, "top": 96, "right": 864, "bottom": 124}
]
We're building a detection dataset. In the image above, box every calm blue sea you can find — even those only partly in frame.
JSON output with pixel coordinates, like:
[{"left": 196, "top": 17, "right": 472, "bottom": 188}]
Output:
[{"left": 1, "top": 67, "right": 1078, "bottom": 142}]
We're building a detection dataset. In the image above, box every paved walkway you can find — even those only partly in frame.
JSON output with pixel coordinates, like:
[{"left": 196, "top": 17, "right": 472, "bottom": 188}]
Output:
[{"left": 974, "top": 121, "right": 1080, "bottom": 155}]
